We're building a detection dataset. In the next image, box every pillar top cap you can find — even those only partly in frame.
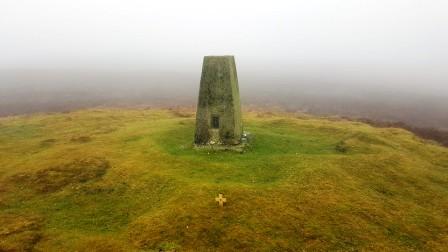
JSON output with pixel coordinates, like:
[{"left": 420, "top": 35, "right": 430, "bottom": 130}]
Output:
[{"left": 204, "top": 55, "right": 235, "bottom": 58}]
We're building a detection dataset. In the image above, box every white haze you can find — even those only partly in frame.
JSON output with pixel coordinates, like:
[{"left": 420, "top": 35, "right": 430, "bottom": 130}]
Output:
[{"left": 0, "top": 0, "right": 447, "bottom": 128}]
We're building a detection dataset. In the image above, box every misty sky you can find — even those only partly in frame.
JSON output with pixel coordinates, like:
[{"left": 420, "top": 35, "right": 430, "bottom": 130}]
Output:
[{"left": 1, "top": 0, "right": 447, "bottom": 93}]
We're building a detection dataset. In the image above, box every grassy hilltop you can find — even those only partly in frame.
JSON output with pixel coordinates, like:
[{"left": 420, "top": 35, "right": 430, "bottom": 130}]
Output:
[{"left": 0, "top": 108, "right": 447, "bottom": 251}]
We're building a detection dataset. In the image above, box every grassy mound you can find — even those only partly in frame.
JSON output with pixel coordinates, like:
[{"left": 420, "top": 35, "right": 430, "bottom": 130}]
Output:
[{"left": 0, "top": 108, "right": 447, "bottom": 251}]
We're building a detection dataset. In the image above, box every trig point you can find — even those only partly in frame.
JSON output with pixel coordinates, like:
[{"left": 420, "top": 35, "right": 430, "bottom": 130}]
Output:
[{"left": 194, "top": 56, "right": 243, "bottom": 147}]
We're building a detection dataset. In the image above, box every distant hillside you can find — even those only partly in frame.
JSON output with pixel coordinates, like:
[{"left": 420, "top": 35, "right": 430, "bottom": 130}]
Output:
[
  {"left": 357, "top": 118, "right": 448, "bottom": 148},
  {"left": 0, "top": 108, "right": 447, "bottom": 251},
  {"left": 1, "top": 69, "right": 448, "bottom": 131}
]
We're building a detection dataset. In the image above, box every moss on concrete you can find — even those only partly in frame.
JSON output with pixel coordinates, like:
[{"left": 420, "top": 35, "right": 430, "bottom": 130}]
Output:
[{"left": 194, "top": 56, "right": 243, "bottom": 145}]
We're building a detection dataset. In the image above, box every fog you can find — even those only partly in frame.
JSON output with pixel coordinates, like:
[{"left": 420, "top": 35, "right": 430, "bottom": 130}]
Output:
[{"left": 1, "top": 1, "right": 447, "bottom": 129}]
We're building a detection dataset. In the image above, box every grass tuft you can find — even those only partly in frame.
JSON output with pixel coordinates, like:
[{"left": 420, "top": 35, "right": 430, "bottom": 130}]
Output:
[{"left": 0, "top": 214, "right": 43, "bottom": 251}]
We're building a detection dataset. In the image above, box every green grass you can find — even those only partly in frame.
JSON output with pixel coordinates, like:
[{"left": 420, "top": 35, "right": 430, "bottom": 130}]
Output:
[{"left": 0, "top": 108, "right": 448, "bottom": 251}]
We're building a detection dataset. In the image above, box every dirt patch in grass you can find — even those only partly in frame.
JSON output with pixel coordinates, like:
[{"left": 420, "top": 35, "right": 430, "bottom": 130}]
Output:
[
  {"left": 71, "top": 136, "right": 92, "bottom": 143},
  {"left": 335, "top": 140, "right": 350, "bottom": 153},
  {"left": 0, "top": 182, "right": 10, "bottom": 207},
  {"left": 39, "top": 138, "right": 57, "bottom": 147},
  {"left": 10, "top": 157, "right": 110, "bottom": 193},
  {"left": 0, "top": 214, "right": 43, "bottom": 251}
]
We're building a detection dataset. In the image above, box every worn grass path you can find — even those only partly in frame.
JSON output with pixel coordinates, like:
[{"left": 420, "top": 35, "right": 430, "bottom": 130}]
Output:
[{"left": 0, "top": 108, "right": 447, "bottom": 251}]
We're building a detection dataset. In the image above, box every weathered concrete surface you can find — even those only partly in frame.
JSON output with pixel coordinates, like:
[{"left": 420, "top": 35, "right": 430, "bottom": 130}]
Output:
[{"left": 194, "top": 56, "right": 243, "bottom": 145}]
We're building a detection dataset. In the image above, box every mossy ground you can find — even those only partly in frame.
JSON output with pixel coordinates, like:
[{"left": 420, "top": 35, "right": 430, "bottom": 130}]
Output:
[{"left": 0, "top": 108, "right": 447, "bottom": 251}]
